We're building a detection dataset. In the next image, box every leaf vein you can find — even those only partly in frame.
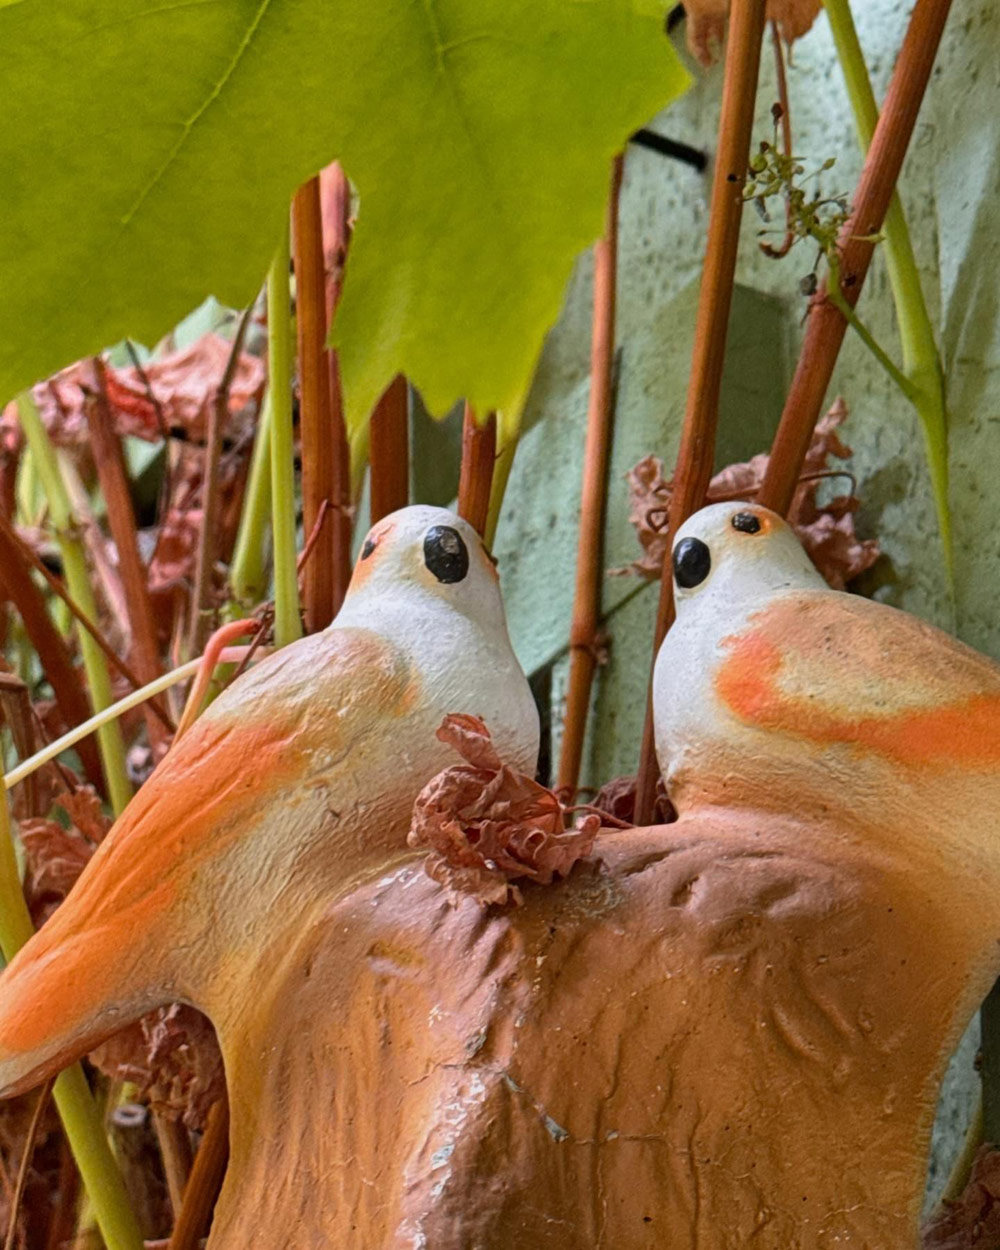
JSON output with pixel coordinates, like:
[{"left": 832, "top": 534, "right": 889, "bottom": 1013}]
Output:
[
  {"left": 76, "top": 0, "right": 229, "bottom": 42},
  {"left": 119, "top": 0, "right": 274, "bottom": 231},
  {"left": 414, "top": 0, "right": 505, "bottom": 223}
]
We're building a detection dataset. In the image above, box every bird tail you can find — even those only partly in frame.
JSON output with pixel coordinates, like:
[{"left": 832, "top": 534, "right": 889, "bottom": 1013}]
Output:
[{"left": 0, "top": 892, "right": 170, "bottom": 1099}]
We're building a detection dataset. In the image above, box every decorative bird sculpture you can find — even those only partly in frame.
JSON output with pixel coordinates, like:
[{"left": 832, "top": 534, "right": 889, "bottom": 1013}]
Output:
[
  {"left": 187, "top": 501, "right": 1000, "bottom": 1249},
  {"left": 654, "top": 500, "right": 1000, "bottom": 849},
  {"left": 0, "top": 505, "right": 539, "bottom": 1103}
]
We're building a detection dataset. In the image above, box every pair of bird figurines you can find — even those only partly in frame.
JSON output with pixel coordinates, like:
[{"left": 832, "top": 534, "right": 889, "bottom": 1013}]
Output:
[{"left": 1, "top": 501, "right": 998, "bottom": 1247}]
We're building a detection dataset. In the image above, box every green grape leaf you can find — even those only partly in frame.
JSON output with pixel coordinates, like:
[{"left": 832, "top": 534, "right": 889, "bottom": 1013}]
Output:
[{"left": 0, "top": 0, "right": 688, "bottom": 432}]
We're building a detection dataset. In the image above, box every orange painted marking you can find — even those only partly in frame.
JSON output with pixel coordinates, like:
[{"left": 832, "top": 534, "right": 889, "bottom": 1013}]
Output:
[
  {"left": 739, "top": 507, "right": 777, "bottom": 535},
  {"left": 716, "top": 629, "right": 1000, "bottom": 770},
  {"left": 0, "top": 628, "right": 416, "bottom": 1057},
  {"left": 346, "top": 519, "right": 396, "bottom": 593},
  {"left": 0, "top": 713, "right": 300, "bottom": 1053}
]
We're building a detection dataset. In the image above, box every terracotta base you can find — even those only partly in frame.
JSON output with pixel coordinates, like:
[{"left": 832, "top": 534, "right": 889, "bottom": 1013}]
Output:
[{"left": 212, "top": 806, "right": 992, "bottom": 1248}]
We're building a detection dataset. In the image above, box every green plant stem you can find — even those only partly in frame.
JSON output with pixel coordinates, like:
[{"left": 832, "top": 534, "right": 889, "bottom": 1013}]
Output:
[
  {"left": 826, "top": 265, "right": 920, "bottom": 404},
  {"left": 823, "top": 0, "right": 951, "bottom": 569},
  {"left": 0, "top": 512, "right": 106, "bottom": 793},
  {"left": 938, "top": 1092, "right": 983, "bottom": 1206},
  {"left": 229, "top": 388, "right": 273, "bottom": 610},
  {"left": 2, "top": 654, "right": 245, "bottom": 792},
  {"left": 484, "top": 408, "right": 523, "bottom": 548},
  {"left": 0, "top": 792, "right": 143, "bottom": 1250},
  {"left": 349, "top": 423, "right": 369, "bottom": 503},
  {"left": 267, "top": 228, "right": 303, "bottom": 649},
  {"left": 15, "top": 395, "right": 131, "bottom": 815}
]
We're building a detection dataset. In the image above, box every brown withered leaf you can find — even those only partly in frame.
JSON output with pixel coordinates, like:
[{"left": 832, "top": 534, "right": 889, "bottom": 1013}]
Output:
[
  {"left": 0, "top": 1090, "right": 61, "bottom": 1250},
  {"left": 19, "top": 786, "right": 109, "bottom": 926},
  {"left": 56, "top": 784, "right": 111, "bottom": 845},
  {"left": 922, "top": 1147, "right": 1000, "bottom": 1249},
  {"left": 29, "top": 364, "right": 95, "bottom": 447},
  {"left": 148, "top": 505, "right": 200, "bottom": 589},
  {"left": 617, "top": 397, "right": 879, "bottom": 591},
  {"left": 20, "top": 334, "right": 264, "bottom": 447},
  {"left": 106, "top": 333, "right": 264, "bottom": 443},
  {"left": 20, "top": 819, "right": 93, "bottom": 926},
  {"left": 592, "top": 774, "right": 675, "bottom": 826},
  {"left": 435, "top": 712, "right": 504, "bottom": 770},
  {"left": 90, "top": 1005, "right": 224, "bottom": 1131},
  {"left": 686, "top": 0, "right": 821, "bottom": 67},
  {"left": 618, "top": 454, "right": 671, "bottom": 580},
  {"left": 409, "top": 715, "right": 600, "bottom": 907},
  {"left": 145, "top": 435, "right": 251, "bottom": 637}
]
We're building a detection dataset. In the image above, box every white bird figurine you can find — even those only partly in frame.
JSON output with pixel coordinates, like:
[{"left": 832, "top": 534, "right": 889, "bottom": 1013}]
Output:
[
  {"left": 0, "top": 505, "right": 539, "bottom": 1102},
  {"left": 655, "top": 501, "right": 999, "bottom": 833}
]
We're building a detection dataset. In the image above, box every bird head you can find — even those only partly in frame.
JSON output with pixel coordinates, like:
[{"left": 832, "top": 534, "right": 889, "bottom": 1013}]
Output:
[
  {"left": 654, "top": 502, "right": 826, "bottom": 814},
  {"left": 337, "top": 505, "right": 507, "bottom": 638},
  {"left": 669, "top": 502, "right": 823, "bottom": 615},
  {"left": 656, "top": 501, "right": 1000, "bottom": 851}
]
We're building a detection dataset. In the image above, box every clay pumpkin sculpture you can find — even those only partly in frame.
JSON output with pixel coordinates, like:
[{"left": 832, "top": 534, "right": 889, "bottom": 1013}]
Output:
[
  {"left": 179, "top": 501, "right": 1000, "bottom": 1249},
  {"left": 0, "top": 505, "right": 539, "bottom": 1101}
]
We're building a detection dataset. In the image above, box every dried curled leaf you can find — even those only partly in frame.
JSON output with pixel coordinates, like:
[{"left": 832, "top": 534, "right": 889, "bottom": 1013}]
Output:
[
  {"left": 147, "top": 505, "right": 201, "bottom": 599},
  {"left": 686, "top": 0, "right": 821, "bottom": 67},
  {"left": 618, "top": 454, "right": 672, "bottom": 581},
  {"left": 20, "top": 819, "right": 93, "bottom": 927},
  {"left": 592, "top": 774, "right": 675, "bottom": 827},
  {"left": 617, "top": 397, "right": 879, "bottom": 591},
  {"left": 18, "top": 791, "right": 221, "bottom": 1131},
  {"left": 10, "top": 335, "right": 264, "bottom": 448},
  {"left": 409, "top": 715, "right": 599, "bottom": 906},
  {"left": 19, "top": 786, "right": 110, "bottom": 927},
  {"left": 104, "top": 333, "right": 264, "bottom": 443},
  {"left": 55, "top": 784, "right": 111, "bottom": 845},
  {"left": 90, "top": 1004, "right": 224, "bottom": 1131},
  {"left": 0, "top": 1090, "right": 61, "bottom": 1250},
  {"left": 922, "top": 1147, "right": 1000, "bottom": 1249}
]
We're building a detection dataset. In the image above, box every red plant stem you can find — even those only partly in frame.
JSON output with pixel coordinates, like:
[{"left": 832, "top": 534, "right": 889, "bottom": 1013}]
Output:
[
  {"left": 84, "top": 361, "right": 169, "bottom": 751},
  {"left": 175, "top": 618, "right": 259, "bottom": 739},
  {"left": 758, "top": 0, "right": 953, "bottom": 515},
  {"left": 189, "top": 308, "right": 253, "bottom": 657},
  {"left": 456, "top": 405, "right": 497, "bottom": 539},
  {"left": 4, "top": 1078, "right": 53, "bottom": 1250},
  {"left": 17, "top": 529, "right": 173, "bottom": 732},
  {"left": 323, "top": 165, "right": 354, "bottom": 616},
  {"left": 167, "top": 1096, "right": 229, "bottom": 1250},
  {"left": 368, "top": 375, "right": 409, "bottom": 523},
  {"left": 0, "top": 437, "right": 18, "bottom": 523},
  {"left": 0, "top": 513, "right": 105, "bottom": 793},
  {"left": 296, "top": 498, "right": 331, "bottom": 580},
  {"left": 44, "top": 1138, "right": 80, "bottom": 1250},
  {"left": 634, "top": 0, "right": 768, "bottom": 827},
  {"left": 760, "top": 22, "right": 795, "bottom": 260},
  {"left": 556, "top": 155, "right": 624, "bottom": 799},
  {"left": 293, "top": 177, "right": 338, "bottom": 633},
  {"left": 0, "top": 670, "right": 42, "bottom": 817},
  {"left": 124, "top": 340, "right": 175, "bottom": 516},
  {"left": 154, "top": 1118, "right": 192, "bottom": 1221}
]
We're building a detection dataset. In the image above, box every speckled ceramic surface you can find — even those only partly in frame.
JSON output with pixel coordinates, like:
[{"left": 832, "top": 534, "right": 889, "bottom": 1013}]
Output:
[
  {"left": 0, "top": 505, "right": 539, "bottom": 1098},
  {"left": 201, "top": 504, "right": 1000, "bottom": 1248}
]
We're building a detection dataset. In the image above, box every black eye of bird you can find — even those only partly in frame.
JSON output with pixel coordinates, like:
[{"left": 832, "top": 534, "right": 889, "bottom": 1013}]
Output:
[
  {"left": 673, "top": 536, "right": 711, "bottom": 589},
  {"left": 423, "top": 525, "right": 469, "bottom": 584},
  {"left": 360, "top": 536, "right": 377, "bottom": 560},
  {"left": 731, "top": 511, "right": 761, "bottom": 534}
]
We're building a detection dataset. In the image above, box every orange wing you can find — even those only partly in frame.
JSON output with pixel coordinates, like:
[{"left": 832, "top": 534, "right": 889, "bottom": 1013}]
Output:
[
  {"left": 715, "top": 591, "right": 1000, "bottom": 772},
  {"left": 0, "top": 627, "right": 416, "bottom": 1097}
]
